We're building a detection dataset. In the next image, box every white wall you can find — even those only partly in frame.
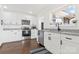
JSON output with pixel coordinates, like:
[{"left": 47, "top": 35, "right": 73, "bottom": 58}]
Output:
[
  {"left": 76, "top": 5, "right": 79, "bottom": 26},
  {"left": 37, "top": 5, "right": 79, "bottom": 30},
  {"left": 0, "top": 10, "right": 33, "bottom": 25},
  {"left": 0, "top": 10, "right": 35, "bottom": 44},
  {"left": 37, "top": 11, "right": 53, "bottom": 29}
]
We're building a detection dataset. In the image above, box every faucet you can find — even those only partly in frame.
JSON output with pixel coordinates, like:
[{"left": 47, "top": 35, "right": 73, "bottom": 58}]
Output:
[{"left": 55, "top": 23, "right": 61, "bottom": 31}]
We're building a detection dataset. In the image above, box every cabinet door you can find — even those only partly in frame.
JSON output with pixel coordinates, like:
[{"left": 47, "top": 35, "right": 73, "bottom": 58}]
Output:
[
  {"left": 51, "top": 33, "right": 61, "bottom": 54},
  {"left": 11, "top": 30, "right": 22, "bottom": 41},
  {"left": 61, "top": 34, "right": 79, "bottom": 54},
  {"left": 0, "top": 31, "right": 12, "bottom": 42},
  {"left": 44, "top": 32, "right": 61, "bottom": 54},
  {"left": 31, "top": 29, "right": 38, "bottom": 39},
  {"left": 44, "top": 32, "right": 53, "bottom": 53}
]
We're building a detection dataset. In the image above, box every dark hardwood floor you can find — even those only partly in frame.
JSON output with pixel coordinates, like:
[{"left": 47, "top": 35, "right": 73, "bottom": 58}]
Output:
[{"left": 0, "top": 39, "right": 42, "bottom": 54}]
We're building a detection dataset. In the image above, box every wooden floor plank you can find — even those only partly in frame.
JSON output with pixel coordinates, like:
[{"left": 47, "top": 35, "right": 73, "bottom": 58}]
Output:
[{"left": 0, "top": 39, "right": 41, "bottom": 54}]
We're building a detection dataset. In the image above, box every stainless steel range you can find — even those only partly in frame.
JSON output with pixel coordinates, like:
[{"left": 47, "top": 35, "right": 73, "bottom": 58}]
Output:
[{"left": 22, "top": 27, "right": 31, "bottom": 37}]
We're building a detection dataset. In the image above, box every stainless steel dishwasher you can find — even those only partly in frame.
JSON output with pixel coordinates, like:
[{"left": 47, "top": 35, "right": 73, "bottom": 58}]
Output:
[{"left": 38, "top": 30, "right": 44, "bottom": 46}]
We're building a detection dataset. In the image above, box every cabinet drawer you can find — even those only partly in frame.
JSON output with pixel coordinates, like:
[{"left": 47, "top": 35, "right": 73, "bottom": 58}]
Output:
[
  {"left": 61, "top": 34, "right": 79, "bottom": 43},
  {"left": 61, "top": 34, "right": 79, "bottom": 54}
]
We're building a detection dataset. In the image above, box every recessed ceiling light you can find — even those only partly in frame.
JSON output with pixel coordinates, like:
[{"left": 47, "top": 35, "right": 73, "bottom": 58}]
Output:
[{"left": 3, "top": 6, "right": 8, "bottom": 9}]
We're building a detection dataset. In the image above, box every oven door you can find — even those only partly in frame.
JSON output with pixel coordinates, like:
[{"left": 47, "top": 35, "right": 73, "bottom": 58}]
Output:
[{"left": 22, "top": 30, "right": 31, "bottom": 36}]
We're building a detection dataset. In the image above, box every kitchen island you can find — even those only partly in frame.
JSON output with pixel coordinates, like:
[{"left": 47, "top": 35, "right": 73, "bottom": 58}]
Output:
[{"left": 44, "top": 28, "right": 79, "bottom": 54}]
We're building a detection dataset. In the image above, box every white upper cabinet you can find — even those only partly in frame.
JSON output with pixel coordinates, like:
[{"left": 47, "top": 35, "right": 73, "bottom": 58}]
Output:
[{"left": 0, "top": 11, "right": 32, "bottom": 26}]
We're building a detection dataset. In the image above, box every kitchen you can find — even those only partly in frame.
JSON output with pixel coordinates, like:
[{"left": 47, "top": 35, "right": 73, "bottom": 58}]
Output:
[{"left": 0, "top": 4, "right": 79, "bottom": 54}]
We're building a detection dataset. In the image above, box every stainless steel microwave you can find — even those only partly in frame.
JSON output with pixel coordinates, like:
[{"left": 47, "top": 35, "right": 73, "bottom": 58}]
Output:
[{"left": 21, "top": 20, "right": 30, "bottom": 25}]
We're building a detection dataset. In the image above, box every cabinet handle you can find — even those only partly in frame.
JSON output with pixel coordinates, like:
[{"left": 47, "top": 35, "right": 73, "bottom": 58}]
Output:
[
  {"left": 48, "top": 34, "right": 51, "bottom": 35},
  {"left": 48, "top": 37, "right": 51, "bottom": 40},
  {"left": 60, "top": 40, "right": 62, "bottom": 45},
  {"left": 65, "top": 37, "right": 72, "bottom": 40}
]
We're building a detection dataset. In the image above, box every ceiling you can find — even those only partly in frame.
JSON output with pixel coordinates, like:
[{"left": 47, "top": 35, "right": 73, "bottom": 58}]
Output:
[{"left": 0, "top": 4, "right": 66, "bottom": 16}]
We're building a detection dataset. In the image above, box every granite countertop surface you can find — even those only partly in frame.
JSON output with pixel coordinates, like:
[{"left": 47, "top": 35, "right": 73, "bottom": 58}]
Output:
[{"left": 43, "top": 28, "right": 79, "bottom": 36}]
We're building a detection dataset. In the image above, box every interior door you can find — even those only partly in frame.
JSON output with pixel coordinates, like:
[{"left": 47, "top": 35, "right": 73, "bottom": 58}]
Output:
[{"left": 61, "top": 34, "right": 79, "bottom": 54}]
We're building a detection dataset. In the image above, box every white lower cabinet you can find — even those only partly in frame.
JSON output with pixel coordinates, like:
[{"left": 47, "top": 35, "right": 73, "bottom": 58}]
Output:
[
  {"left": 44, "top": 32, "right": 79, "bottom": 54},
  {"left": 11, "top": 30, "right": 22, "bottom": 41},
  {"left": 44, "top": 32, "right": 60, "bottom": 54},
  {"left": 51, "top": 33, "right": 61, "bottom": 54},
  {"left": 31, "top": 29, "right": 38, "bottom": 39},
  {"left": 0, "top": 30, "right": 22, "bottom": 43},
  {"left": 61, "top": 34, "right": 79, "bottom": 54},
  {"left": 44, "top": 32, "right": 53, "bottom": 53}
]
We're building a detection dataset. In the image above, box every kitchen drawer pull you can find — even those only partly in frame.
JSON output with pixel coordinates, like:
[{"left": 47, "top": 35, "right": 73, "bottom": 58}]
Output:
[
  {"left": 60, "top": 40, "right": 62, "bottom": 45},
  {"left": 48, "top": 34, "right": 51, "bottom": 35},
  {"left": 48, "top": 37, "right": 51, "bottom": 40},
  {"left": 65, "top": 37, "right": 72, "bottom": 40}
]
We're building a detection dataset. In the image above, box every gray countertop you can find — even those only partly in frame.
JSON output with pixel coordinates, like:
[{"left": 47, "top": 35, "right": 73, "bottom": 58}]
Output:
[
  {"left": 3, "top": 28, "right": 22, "bottom": 30},
  {"left": 42, "top": 29, "right": 79, "bottom": 36}
]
